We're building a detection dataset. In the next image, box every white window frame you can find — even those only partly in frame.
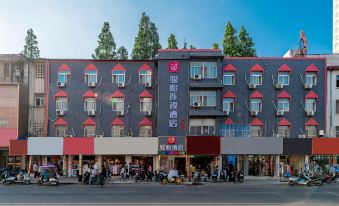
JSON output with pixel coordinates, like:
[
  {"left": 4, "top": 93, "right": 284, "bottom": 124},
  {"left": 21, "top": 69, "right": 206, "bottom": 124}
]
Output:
[
  {"left": 305, "top": 72, "right": 317, "bottom": 86},
  {"left": 190, "top": 62, "right": 217, "bottom": 79},
  {"left": 112, "top": 97, "right": 124, "bottom": 111},
  {"left": 35, "top": 96, "right": 45, "bottom": 107},
  {"left": 85, "top": 71, "right": 97, "bottom": 84},
  {"left": 305, "top": 126, "right": 317, "bottom": 138},
  {"left": 112, "top": 70, "right": 126, "bottom": 84},
  {"left": 139, "top": 126, "right": 152, "bottom": 137},
  {"left": 250, "top": 98, "right": 262, "bottom": 112},
  {"left": 56, "top": 97, "right": 68, "bottom": 111},
  {"left": 140, "top": 97, "right": 152, "bottom": 112},
  {"left": 223, "top": 72, "right": 235, "bottom": 85},
  {"left": 190, "top": 91, "right": 216, "bottom": 107},
  {"left": 0, "top": 118, "right": 8, "bottom": 128},
  {"left": 83, "top": 125, "right": 95, "bottom": 137},
  {"left": 189, "top": 119, "right": 216, "bottom": 135},
  {"left": 277, "top": 98, "right": 289, "bottom": 112},
  {"left": 251, "top": 126, "right": 262, "bottom": 137},
  {"left": 277, "top": 126, "right": 290, "bottom": 138},
  {"left": 111, "top": 125, "right": 124, "bottom": 137},
  {"left": 139, "top": 70, "right": 152, "bottom": 84},
  {"left": 250, "top": 72, "right": 263, "bottom": 85},
  {"left": 305, "top": 99, "right": 316, "bottom": 112},
  {"left": 278, "top": 72, "right": 289, "bottom": 85},
  {"left": 55, "top": 125, "right": 67, "bottom": 137},
  {"left": 57, "top": 72, "right": 70, "bottom": 83},
  {"left": 84, "top": 98, "right": 96, "bottom": 112},
  {"left": 223, "top": 98, "right": 235, "bottom": 112}
]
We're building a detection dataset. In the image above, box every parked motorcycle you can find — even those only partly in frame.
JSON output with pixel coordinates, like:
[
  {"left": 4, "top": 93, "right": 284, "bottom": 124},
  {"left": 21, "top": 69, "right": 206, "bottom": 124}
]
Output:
[
  {"left": 237, "top": 171, "right": 244, "bottom": 183},
  {"left": 83, "top": 171, "right": 105, "bottom": 186},
  {"left": 3, "top": 170, "right": 30, "bottom": 185},
  {"left": 135, "top": 169, "right": 146, "bottom": 182},
  {"left": 229, "top": 171, "right": 236, "bottom": 183},
  {"left": 193, "top": 170, "right": 201, "bottom": 183},
  {"left": 159, "top": 170, "right": 168, "bottom": 184},
  {"left": 288, "top": 173, "right": 321, "bottom": 187},
  {"left": 330, "top": 172, "right": 339, "bottom": 183}
]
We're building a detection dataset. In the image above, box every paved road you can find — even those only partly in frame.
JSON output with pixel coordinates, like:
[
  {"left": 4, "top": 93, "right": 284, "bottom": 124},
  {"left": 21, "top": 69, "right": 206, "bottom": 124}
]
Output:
[{"left": 0, "top": 182, "right": 339, "bottom": 205}]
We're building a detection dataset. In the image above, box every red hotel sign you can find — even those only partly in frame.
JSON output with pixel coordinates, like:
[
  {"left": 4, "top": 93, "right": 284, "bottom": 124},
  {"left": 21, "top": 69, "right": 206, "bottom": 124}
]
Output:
[
  {"left": 168, "top": 136, "right": 176, "bottom": 144},
  {"left": 168, "top": 61, "right": 180, "bottom": 73}
]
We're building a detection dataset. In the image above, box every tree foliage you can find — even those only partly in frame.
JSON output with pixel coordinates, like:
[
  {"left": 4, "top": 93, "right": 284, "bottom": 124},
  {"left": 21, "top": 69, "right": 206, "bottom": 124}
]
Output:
[
  {"left": 238, "top": 26, "right": 256, "bottom": 57},
  {"left": 132, "top": 12, "right": 161, "bottom": 60},
  {"left": 92, "top": 22, "right": 116, "bottom": 59},
  {"left": 212, "top": 43, "right": 219, "bottom": 49},
  {"left": 22, "top": 28, "right": 40, "bottom": 59},
  {"left": 222, "top": 21, "right": 238, "bottom": 56},
  {"left": 116, "top": 46, "right": 128, "bottom": 60},
  {"left": 167, "top": 33, "right": 178, "bottom": 49}
]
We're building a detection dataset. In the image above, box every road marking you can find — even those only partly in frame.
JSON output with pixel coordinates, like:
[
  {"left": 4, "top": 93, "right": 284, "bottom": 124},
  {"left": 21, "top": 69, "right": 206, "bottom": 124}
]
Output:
[{"left": 0, "top": 203, "right": 337, "bottom": 206}]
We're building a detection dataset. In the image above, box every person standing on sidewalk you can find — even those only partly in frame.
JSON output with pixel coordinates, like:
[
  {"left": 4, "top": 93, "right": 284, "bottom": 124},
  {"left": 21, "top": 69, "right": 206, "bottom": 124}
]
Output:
[{"left": 33, "top": 162, "right": 39, "bottom": 178}]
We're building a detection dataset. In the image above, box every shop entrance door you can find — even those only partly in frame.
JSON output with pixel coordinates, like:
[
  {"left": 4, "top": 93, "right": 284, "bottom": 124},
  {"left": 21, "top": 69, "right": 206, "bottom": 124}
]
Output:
[
  {"left": 191, "top": 156, "right": 214, "bottom": 172},
  {"left": 174, "top": 157, "right": 186, "bottom": 176}
]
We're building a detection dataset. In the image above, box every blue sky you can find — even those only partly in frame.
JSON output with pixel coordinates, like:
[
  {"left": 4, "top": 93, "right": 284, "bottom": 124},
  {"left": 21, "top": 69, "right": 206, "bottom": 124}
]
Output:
[{"left": 0, "top": 0, "right": 332, "bottom": 58}]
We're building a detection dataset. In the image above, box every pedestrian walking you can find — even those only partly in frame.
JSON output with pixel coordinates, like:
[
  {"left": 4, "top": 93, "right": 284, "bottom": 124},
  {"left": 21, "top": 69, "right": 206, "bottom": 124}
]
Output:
[{"left": 33, "top": 162, "right": 39, "bottom": 178}]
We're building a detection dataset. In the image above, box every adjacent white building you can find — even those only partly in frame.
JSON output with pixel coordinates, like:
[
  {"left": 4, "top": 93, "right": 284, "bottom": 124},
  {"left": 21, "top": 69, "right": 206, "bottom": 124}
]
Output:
[{"left": 334, "top": 0, "right": 339, "bottom": 53}]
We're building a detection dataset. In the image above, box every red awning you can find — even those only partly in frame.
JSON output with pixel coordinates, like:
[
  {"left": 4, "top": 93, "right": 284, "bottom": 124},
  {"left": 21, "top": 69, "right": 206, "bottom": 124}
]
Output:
[
  {"left": 250, "top": 64, "right": 264, "bottom": 73},
  {"left": 54, "top": 90, "right": 68, "bottom": 98},
  {"left": 63, "top": 138, "right": 94, "bottom": 155},
  {"left": 138, "top": 64, "right": 152, "bottom": 71},
  {"left": 139, "top": 90, "right": 152, "bottom": 98},
  {"left": 83, "top": 118, "right": 96, "bottom": 127},
  {"left": 187, "top": 136, "right": 220, "bottom": 155},
  {"left": 58, "top": 63, "right": 71, "bottom": 71},
  {"left": 278, "top": 90, "right": 291, "bottom": 99},
  {"left": 250, "top": 91, "right": 263, "bottom": 99},
  {"left": 305, "top": 64, "right": 319, "bottom": 73},
  {"left": 9, "top": 140, "right": 27, "bottom": 156},
  {"left": 305, "top": 91, "right": 318, "bottom": 99},
  {"left": 278, "top": 118, "right": 291, "bottom": 127},
  {"left": 112, "top": 64, "right": 125, "bottom": 71},
  {"left": 54, "top": 117, "right": 68, "bottom": 127},
  {"left": 111, "top": 117, "right": 124, "bottom": 126},
  {"left": 224, "top": 118, "right": 234, "bottom": 124},
  {"left": 139, "top": 117, "right": 152, "bottom": 126},
  {"left": 223, "top": 90, "right": 236, "bottom": 99},
  {"left": 223, "top": 64, "right": 237, "bottom": 72},
  {"left": 84, "top": 63, "right": 97, "bottom": 71},
  {"left": 111, "top": 90, "right": 125, "bottom": 98},
  {"left": 83, "top": 90, "right": 96, "bottom": 98},
  {"left": 278, "top": 64, "right": 291, "bottom": 73},
  {"left": 305, "top": 118, "right": 319, "bottom": 126},
  {"left": 251, "top": 118, "right": 263, "bottom": 126}
]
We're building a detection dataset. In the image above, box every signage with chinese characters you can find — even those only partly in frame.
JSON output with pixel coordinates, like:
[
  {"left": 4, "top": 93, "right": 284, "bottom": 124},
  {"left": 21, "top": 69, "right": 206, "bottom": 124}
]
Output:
[
  {"left": 159, "top": 136, "right": 186, "bottom": 155},
  {"left": 168, "top": 61, "right": 180, "bottom": 128}
]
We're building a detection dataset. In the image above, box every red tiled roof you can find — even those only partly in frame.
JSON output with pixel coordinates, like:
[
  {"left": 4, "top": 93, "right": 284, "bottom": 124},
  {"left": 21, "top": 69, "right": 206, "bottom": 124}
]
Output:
[
  {"left": 84, "top": 63, "right": 97, "bottom": 71},
  {"left": 223, "top": 90, "right": 236, "bottom": 99},
  {"left": 251, "top": 118, "right": 263, "bottom": 126},
  {"left": 223, "top": 64, "right": 237, "bottom": 72},
  {"left": 54, "top": 117, "right": 68, "bottom": 127},
  {"left": 82, "top": 118, "right": 96, "bottom": 127},
  {"left": 224, "top": 118, "right": 234, "bottom": 124},
  {"left": 82, "top": 90, "right": 96, "bottom": 98},
  {"left": 139, "top": 90, "right": 152, "bottom": 98},
  {"left": 54, "top": 90, "right": 68, "bottom": 98},
  {"left": 278, "top": 64, "right": 291, "bottom": 73},
  {"left": 305, "top": 91, "right": 318, "bottom": 99},
  {"left": 139, "top": 117, "right": 152, "bottom": 126},
  {"left": 111, "top": 117, "right": 124, "bottom": 126},
  {"left": 250, "top": 64, "right": 264, "bottom": 73},
  {"left": 278, "top": 90, "right": 291, "bottom": 99},
  {"left": 278, "top": 118, "right": 291, "bottom": 127},
  {"left": 305, "top": 118, "right": 318, "bottom": 126},
  {"left": 58, "top": 63, "right": 71, "bottom": 71},
  {"left": 250, "top": 91, "right": 263, "bottom": 99},
  {"left": 111, "top": 90, "right": 124, "bottom": 98},
  {"left": 305, "top": 64, "right": 319, "bottom": 73},
  {"left": 138, "top": 64, "right": 152, "bottom": 71},
  {"left": 112, "top": 64, "right": 125, "bottom": 71}
]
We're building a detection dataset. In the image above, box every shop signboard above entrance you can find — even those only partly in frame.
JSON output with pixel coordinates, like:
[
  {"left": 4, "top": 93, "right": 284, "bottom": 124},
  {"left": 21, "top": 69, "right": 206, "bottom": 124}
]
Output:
[{"left": 159, "top": 136, "right": 186, "bottom": 155}]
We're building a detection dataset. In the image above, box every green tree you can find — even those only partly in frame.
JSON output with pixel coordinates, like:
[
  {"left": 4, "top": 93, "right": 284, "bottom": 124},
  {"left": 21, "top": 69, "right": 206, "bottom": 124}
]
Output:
[
  {"left": 183, "top": 38, "right": 187, "bottom": 49},
  {"left": 238, "top": 26, "right": 256, "bottom": 57},
  {"left": 222, "top": 21, "right": 238, "bottom": 56},
  {"left": 116, "top": 46, "right": 128, "bottom": 60},
  {"left": 189, "top": 44, "right": 195, "bottom": 49},
  {"left": 132, "top": 12, "right": 161, "bottom": 60},
  {"left": 212, "top": 43, "right": 219, "bottom": 49},
  {"left": 92, "top": 22, "right": 116, "bottom": 59},
  {"left": 167, "top": 33, "right": 178, "bottom": 49},
  {"left": 22, "top": 28, "right": 40, "bottom": 59}
]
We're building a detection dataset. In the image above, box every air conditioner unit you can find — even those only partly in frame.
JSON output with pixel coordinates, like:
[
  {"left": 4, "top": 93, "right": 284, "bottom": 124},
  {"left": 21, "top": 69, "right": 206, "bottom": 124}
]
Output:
[
  {"left": 95, "top": 134, "right": 103, "bottom": 138},
  {"left": 57, "top": 81, "right": 65, "bottom": 87},
  {"left": 276, "top": 110, "right": 284, "bottom": 116},
  {"left": 193, "top": 74, "right": 202, "bottom": 80},
  {"left": 250, "top": 110, "right": 258, "bottom": 116},
  {"left": 304, "top": 83, "right": 312, "bottom": 89},
  {"left": 65, "top": 135, "right": 73, "bottom": 138},
  {"left": 145, "top": 82, "right": 152, "bottom": 88},
  {"left": 298, "top": 134, "right": 306, "bottom": 138},
  {"left": 56, "top": 110, "right": 65, "bottom": 116},
  {"left": 224, "top": 110, "right": 230, "bottom": 116},
  {"left": 275, "top": 83, "right": 283, "bottom": 89},
  {"left": 88, "top": 110, "right": 96, "bottom": 116},
  {"left": 319, "top": 130, "right": 325, "bottom": 137},
  {"left": 118, "top": 82, "right": 125, "bottom": 88},
  {"left": 249, "top": 83, "right": 256, "bottom": 89},
  {"left": 144, "top": 110, "right": 152, "bottom": 116},
  {"left": 193, "top": 101, "right": 201, "bottom": 108},
  {"left": 306, "top": 111, "right": 315, "bottom": 116},
  {"left": 88, "top": 82, "right": 96, "bottom": 88},
  {"left": 117, "top": 110, "right": 124, "bottom": 116},
  {"left": 275, "top": 133, "right": 280, "bottom": 138}
]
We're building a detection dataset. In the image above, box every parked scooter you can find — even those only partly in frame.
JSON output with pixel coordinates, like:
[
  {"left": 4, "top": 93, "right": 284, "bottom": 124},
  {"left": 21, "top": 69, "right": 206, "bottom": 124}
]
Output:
[
  {"left": 0, "top": 168, "right": 6, "bottom": 181},
  {"left": 135, "top": 169, "right": 146, "bottom": 182},
  {"left": 288, "top": 173, "right": 320, "bottom": 187},
  {"left": 83, "top": 171, "right": 105, "bottom": 186},
  {"left": 229, "top": 171, "right": 236, "bottom": 183},
  {"left": 3, "top": 170, "right": 30, "bottom": 185},
  {"left": 237, "top": 170, "right": 244, "bottom": 183},
  {"left": 330, "top": 172, "right": 339, "bottom": 183},
  {"left": 193, "top": 170, "right": 201, "bottom": 183}
]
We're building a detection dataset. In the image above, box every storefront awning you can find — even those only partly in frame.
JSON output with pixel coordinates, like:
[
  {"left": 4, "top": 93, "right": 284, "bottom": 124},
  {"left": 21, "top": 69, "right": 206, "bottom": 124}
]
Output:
[
  {"left": 312, "top": 138, "right": 339, "bottom": 155},
  {"left": 187, "top": 136, "right": 220, "bottom": 155},
  {"left": 9, "top": 140, "right": 27, "bottom": 155},
  {"left": 28, "top": 137, "right": 63, "bottom": 155},
  {"left": 63, "top": 138, "right": 94, "bottom": 155}
]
